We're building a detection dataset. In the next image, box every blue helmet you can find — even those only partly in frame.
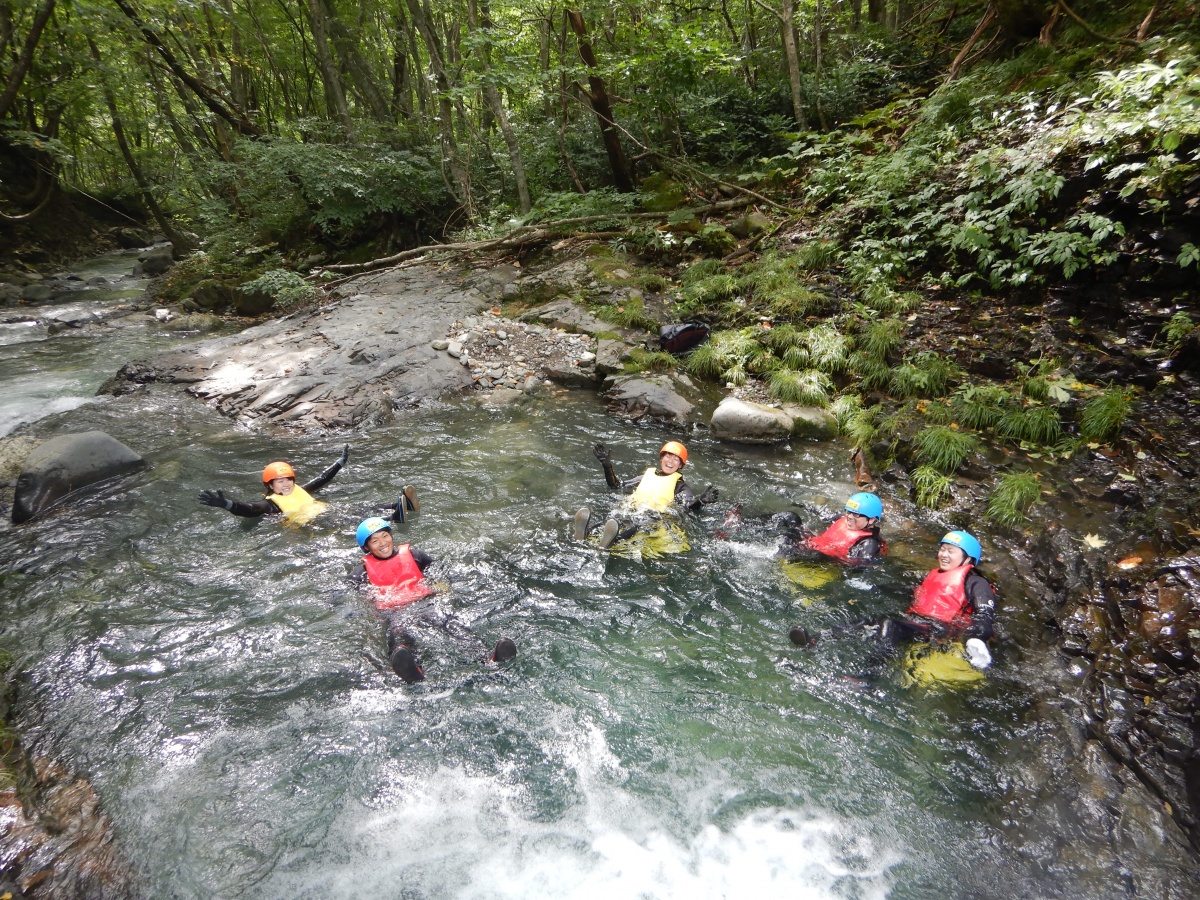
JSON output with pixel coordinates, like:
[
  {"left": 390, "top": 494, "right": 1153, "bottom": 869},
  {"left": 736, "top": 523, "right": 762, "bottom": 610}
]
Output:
[
  {"left": 940, "top": 530, "right": 981, "bottom": 565},
  {"left": 356, "top": 517, "right": 392, "bottom": 549},
  {"left": 845, "top": 492, "right": 883, "bottom": 519}
]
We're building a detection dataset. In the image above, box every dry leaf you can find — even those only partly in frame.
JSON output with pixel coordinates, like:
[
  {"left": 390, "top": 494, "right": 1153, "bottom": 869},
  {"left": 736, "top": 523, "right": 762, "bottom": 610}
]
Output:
[
  {"left": 1117, "top": 556, "right": 1143, "bottom": 569},
  {"left": 1083, "top": 533, "right": 1108, "bottom": 549}
]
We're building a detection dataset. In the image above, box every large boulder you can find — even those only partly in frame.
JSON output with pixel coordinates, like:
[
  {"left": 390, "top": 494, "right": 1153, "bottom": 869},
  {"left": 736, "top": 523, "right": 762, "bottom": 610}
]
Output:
[
  {"left": 12, "top": 431, "right": 145, "bottom": 524},
  {"left": 602, "top": 374, "right": 695, "bottom": 423},
  {"left": 135, "top": 249, "right": 174, "bottom": 276},
  {"left": 710, "top": 397, "right": 838, "bottom": 444}
]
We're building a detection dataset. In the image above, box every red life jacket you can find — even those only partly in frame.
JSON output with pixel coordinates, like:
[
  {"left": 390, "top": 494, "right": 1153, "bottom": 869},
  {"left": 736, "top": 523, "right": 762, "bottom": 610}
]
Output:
[
  {"left": 909, "top": 564, "right": 973, "bottom": 626},
  {"left": 804, "top": 516, "right": 885, "bottom": 561},
  {"left": 363, "top": 544, "right": 432, "bottom": 610}
]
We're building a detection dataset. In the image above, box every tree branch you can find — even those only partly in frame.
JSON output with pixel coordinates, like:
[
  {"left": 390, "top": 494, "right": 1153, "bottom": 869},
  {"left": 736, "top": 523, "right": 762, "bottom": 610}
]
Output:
[{"left": 1055, "top": 0, "right": 1141, "bottom": 48}]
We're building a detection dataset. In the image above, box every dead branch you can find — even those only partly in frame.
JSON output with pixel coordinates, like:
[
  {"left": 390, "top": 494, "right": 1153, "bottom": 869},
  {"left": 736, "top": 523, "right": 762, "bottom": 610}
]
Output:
[
  {"left": 944, "top": 2, "right": 997, "bottom": 84},
  {"left": 1056, "top": 0, "right": 1141, "bottom": 48},
  {"left": 322, "top": 199, "right": 754, "bottom": 275}
]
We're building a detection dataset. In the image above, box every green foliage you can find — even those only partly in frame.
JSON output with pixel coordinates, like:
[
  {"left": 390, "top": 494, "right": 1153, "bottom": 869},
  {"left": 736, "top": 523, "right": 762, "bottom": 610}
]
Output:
[
  {"left": 857, "top": 318, "right": 903, "bottom": 362},
  {"left": 238, "top": 269, "right": 318, "bottom": 310},
  {"left": 987, "top": 471, "right": 1041, "bottom": 528},
  {"left": 685, "top": 328, "right": 766, "bottom": 384},
  {"left": 1162, "top": 311, "right": 1195, "bottom": 348},
  {"left": 915, "top": 425, "right": 980, "bottom": 474},
  {"left": 889, "top": 352, "right": 954, "bottom": 399},
  {"left": 850, "top": 351, "right": 892, "bottom": 392},
  {"left": 912, "top": 466, "right": 953, "bottom": 510},
  {"left": 624, "top": 348, "right": 678, "bottom": 373},
  {"left": 952, "top": 383, "right": 1013, "bottom": 431},
  {"left": 794, "top": 240, "right": 840, "bottom": 272},
  {"left": 997, "top": 404, "right": 1063, "bottom": 446},
  {"left": 1079, "top": 387, "right": 1132, "bottom": 444},
  {"left": 768, "top": 368, "right": 832, "bottom": 406},
  {"left": 592, "top": 294, "right": 658, "bottom": 331},
  {"left": 804, "top": 324, "right": 851, "bottom": 374},
  {"left": 531, "top": 189, "right": 640, "bottom": 228}
]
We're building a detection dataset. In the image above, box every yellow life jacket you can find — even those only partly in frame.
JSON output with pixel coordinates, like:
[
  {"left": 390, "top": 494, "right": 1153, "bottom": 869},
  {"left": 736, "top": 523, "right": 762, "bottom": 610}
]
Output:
[
  {"left": 266, "top": 484, "right": 326, "bottom": 525},
  {"left": 629, "top": 468, "right": 680, "bottom": 512}
]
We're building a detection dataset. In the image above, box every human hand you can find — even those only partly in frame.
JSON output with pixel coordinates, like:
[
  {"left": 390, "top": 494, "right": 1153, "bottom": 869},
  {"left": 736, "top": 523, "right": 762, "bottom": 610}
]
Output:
[
  {"left": 338, "top": 444, "right": 350, "bottom": 466},
  {"left": 198, "top": 489, "right": 232, "bottom": 510},
  {"left": 592, "top": 442, "right": 610, "bottom": 464},
  {"left": 698, "top": 484, "right": 719, "bottom": 505}
]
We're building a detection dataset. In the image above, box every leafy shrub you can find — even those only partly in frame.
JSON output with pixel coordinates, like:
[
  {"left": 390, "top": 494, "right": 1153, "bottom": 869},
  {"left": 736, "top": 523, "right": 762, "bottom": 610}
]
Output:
[
  {"left": 952, "top": 383, "right": 1012, "bottom": 430},
  {"left": 1162, "top": 311, "right": 1195, "bottom": 348},
  {"left": 915, "top": 425, "right": 980, "bottom": 473},
  {"left": 238, "top": 269, "right": 318, "bottom": 310},
  {"left": 987, "top": 471, "right": 1041, "bottom": 528},
  {"left": 857, "top": 318, "right": 903, "bottom": 362},
  {"left": 794, "top": 240, "right": 840, "bottom": 272},
  {"left": 685, "top": 328, "right": 766, "bottom": 383}
]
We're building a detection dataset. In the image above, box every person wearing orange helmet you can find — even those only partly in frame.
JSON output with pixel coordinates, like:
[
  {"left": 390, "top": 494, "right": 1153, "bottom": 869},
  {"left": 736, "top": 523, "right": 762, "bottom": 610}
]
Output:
[
  {"left": 573, "top": 439, "right": 718, "bottom": 549},
  {"left": 197, "top": 444, "right": 353, "bottom": 523}
]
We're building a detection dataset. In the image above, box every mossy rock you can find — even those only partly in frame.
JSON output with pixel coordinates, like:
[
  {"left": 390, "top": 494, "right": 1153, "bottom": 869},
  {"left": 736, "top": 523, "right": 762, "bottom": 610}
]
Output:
[
  {"left": 640, "top": 173, "right": 688, "bottom": 212},
  {"left": 190, "top": 280, "right": 235, "bottom": 311},
  {"left": 162, "top": 313, "right": 225, "bottom": 332},
  {"left": 233, "top": 285, "right": 276, "bottom": 316}
]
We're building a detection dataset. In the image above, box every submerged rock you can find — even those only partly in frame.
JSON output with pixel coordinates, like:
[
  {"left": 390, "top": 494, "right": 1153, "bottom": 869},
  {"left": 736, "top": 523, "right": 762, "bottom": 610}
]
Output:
[{"left": 11, "top": 431, "right": 144, "bottom": 524}]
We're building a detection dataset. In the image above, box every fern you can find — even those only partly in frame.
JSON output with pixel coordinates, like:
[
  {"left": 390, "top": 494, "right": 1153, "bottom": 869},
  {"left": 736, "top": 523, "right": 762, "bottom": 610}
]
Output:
[
  {"left": 769, "top": 368, "right": 832, "bottom": 406},
  {"left": 915, "top": 425, "right": 980, "bottom": 473},
  {"left": 912, "top": 466, "right": 953, "bottom": 509},
  {"left": 1079, "top": 387, "right": 1131, "bottom": 443},
  {"left": 987, "top": 471, "right": 1041, "bottom": 527}
]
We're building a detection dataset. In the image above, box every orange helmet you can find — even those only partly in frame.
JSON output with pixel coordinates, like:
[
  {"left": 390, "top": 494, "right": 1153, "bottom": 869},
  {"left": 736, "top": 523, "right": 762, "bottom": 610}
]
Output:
[
  {"left": 659, "top": 441, "right": 688, "bottom": 466},
  {"left": 262, "top": 461, "right": 296, "bottom": 483}
]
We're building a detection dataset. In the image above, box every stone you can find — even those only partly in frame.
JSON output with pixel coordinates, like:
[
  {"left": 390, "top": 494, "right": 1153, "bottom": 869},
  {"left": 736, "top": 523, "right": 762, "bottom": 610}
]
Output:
[
  {"left": 710, "top": 397, "right": 794, "bottom": 444},
  {"left": 595, "top": 339, "right": 632, "bottom": 375},
  {"left": 12, "top": 431, "right": 145, "bottom": 524},
  {"left": 447, "top": 342, "right": 463, "bottom": 358},
  {"left": 602, "top": 374, "right": 695, "bottom": 423},
  {"left": 191, "top": 281, "right": 235, "bottom": 311},
  {"left": 21, "top": 284, "right": 54, "bottom": 304},
  {"left": 781, "top": 404, "right": 840, "bottom": 441},
  {"left": 155, "top": 309, "right": 172, "bottom": 322},
  {"left": 231, "top": 286, "right": 275, "bottom": 317},
  {"left": 136, "top": 249, "right": 174, "bottom": 276},
  {"left": 545, "top": 360, "right": 599, "bottom": 387},
  {"left": 431, "top": 339, "right": 449, "bottom": 351}
]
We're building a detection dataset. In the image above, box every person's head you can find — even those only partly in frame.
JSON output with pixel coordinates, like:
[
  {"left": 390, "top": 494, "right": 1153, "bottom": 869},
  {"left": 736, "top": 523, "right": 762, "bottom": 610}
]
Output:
[
  {"left": 937, "top": 530, "right": 981, "bottom": 571},
  {"left": 262, "top": 461, "right": 296, "bottom": 496},
  {"left": 659, "top": 441, "right": 688, "bottom": 474},
  {"left": 356, "top": 517, "right": 394, "bottom": 559},
  {"left": 844, "top": 492, "right": 882, "bottom": 529}
]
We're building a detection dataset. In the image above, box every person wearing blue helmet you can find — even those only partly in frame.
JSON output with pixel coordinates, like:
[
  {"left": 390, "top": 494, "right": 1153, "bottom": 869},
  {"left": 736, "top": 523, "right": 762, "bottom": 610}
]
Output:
[
  {"left": 793, "top": 492, "right": 887, "bottom": 563},
  {"left": 876, "top": 530, "right": 995, "bottom": 659},
  {"left": 350, "top": 517, "right": 516, "bottom": 684}
]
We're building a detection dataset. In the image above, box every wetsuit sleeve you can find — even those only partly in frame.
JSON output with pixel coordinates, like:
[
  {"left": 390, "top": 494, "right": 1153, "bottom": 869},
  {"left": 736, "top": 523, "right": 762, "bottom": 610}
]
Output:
[
  {"left": 410, "top": 547, "right": 434, "bottom": 572},
  {"left": 964, "top": 572, "right": 997, "bottom": 640},
  {"left": 846, "top": 533, "right": 882, "bottom": 561},
  {"left": 674, "top": 479, "right": 700, "bottom": 512},
  {"left": 227, "top": 497, "right": 279, "bottom": 517},
  {"left": 618, "top": 474, "right": 641, "bottom": 492},
  {"left": 603, "top": 462, "right": 623, "bottom": 491},
  {"left": 349, "top": 562, "right": 367, "bottom": 584},
  {"left": 303, "top": 447, "right": 348, "bottom": 494}
]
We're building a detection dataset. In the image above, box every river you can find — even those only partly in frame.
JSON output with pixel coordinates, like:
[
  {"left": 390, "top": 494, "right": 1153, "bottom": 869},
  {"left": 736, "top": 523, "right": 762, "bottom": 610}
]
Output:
[{"left": 1, "top": 251, "right": 1195, "bottom": 899}]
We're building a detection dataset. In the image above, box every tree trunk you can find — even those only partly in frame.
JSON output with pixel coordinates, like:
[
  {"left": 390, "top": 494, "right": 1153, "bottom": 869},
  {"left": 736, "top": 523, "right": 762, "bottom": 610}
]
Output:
[
  {"left": 813, "top": 0, "right": 828, "bottom": 130},
  {"left": 868, "top": 0, "right": 886, "bottom": 25},
  {"left": 468, "top": 0, "right": 531, "bottom": 212},
  {"left": 0, "top": 0, "right": 55, "bottom": 122},
  {"left": 945, "top": 2, "right": 997, "bottom": 83},
  {"left": 111, "top": 0, "right": 262, "bottom": 137},
  {"left": 565, "top": 9, "right": 634, "bottom": 193},
  {"left": 405, "top": 0, "right": 474, "bottom": 218},
  {"left": 780, "top": 0, "right": 808, "bottom": 130},
  {"left": 304, "top": 0, "right": 355, "bottom": 137},
  {"left": 322, "top": 0, "right": 392, "bottom": 122},
  {"left": 88, "top": 38, "right": 196, "bottom": 257}
]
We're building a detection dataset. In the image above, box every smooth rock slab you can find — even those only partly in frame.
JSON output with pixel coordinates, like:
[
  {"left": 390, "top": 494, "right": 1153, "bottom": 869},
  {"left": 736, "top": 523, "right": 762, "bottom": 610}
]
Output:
[
  {"left": 12, "top": 431, "right": 145, "bottom": 524},
  {"left": 711, "top": 397, "right": 838, "bottom": 444},
  {"left": 602, "top": 374, "right": 695, "bottom": 423}
]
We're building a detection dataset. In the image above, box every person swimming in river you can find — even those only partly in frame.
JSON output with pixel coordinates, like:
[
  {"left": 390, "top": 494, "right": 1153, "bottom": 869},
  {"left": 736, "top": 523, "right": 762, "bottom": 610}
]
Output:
[
  {"left": 197, "top": 446, "right": 351, "bottom": 524},
  {"left": 572, "top": 440, "right": 718, "bottom": 549},
  {"left": 789, "top": 530, "right": 994, "bottom": 673},
  {"left": 775, "top": 492, "right": 887, "bottom": 564},
  {"left": 352, "top": 517, "right": 517, "bottom": 684}
]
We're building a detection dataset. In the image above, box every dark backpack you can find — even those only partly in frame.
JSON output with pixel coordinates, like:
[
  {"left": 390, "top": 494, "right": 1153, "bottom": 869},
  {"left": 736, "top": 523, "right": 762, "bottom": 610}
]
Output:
[{"left": 658, "top": 321, "right": 710, "bottom": 355}]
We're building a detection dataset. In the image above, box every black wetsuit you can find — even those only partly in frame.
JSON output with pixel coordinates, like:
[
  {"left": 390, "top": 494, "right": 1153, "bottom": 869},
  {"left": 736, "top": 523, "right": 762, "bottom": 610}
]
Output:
[
  {"left": 879, "top": 570, "right": 997, "bottom": 648},
  {"left": 201, "top": 454, "right": 346, "bottom": 517},
  {"left": 588, "top": 451, "right": 717, "bottom": 542},
  {"left": 773, "top": 512, "right": 884, "bottom": 563}
]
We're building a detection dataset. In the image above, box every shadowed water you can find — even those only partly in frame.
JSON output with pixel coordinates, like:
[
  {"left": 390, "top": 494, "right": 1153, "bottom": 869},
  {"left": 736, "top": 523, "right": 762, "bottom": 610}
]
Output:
[{"left": 2, "top": 256, "right": 1195, "bottom": 899}]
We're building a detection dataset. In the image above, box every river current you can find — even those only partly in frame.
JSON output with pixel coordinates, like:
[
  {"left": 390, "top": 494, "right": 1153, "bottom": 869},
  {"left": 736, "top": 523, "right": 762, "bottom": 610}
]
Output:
[{"left": 1, "top": 251, "right": 1194, "bottom": 898}]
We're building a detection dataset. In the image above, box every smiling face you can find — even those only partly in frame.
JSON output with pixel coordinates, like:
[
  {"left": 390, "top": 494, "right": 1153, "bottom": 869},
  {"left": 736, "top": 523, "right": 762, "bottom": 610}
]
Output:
[
  {"left": 659, "top": 452, "right": 683, "bottom": 474},
  {"left": 269, "top": 475, "right": 295, "bottom": 495},
  {"left": 365, "top": 528, "right": 394, "bottom": 559},
  {"left": 845, "top": 512, "right": 872, "bottom": 530},
  {"left": 937, "top": 542, "right": 969, "bottom": 571}
]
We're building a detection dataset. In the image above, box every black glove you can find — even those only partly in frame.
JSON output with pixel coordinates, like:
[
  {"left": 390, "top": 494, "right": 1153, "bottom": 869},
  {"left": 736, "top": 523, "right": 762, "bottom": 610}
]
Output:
[
  {"left": 593, "top": 442, "right": 610, "bottom": 464},
  {"left": 698, "top": 485, "right": 719, "bottom": 505},
  {"left": 338, "top": 444, "right": 350, "bottom": 467},
  {"left": 199, "top": 489, "right": 233, "bottom": 510}
]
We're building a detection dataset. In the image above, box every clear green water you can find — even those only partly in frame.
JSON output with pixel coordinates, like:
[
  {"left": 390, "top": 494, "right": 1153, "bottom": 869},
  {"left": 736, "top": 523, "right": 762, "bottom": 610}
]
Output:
[{"left": 1, "top": 257, "right": 1194, "bottom": 899}]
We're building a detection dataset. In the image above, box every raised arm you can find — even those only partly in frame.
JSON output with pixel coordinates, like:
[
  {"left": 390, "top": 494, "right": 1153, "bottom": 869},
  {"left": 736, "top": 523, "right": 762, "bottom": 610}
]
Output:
[{"left": 304, "top": 444, "right": 350, "bottom": 493}]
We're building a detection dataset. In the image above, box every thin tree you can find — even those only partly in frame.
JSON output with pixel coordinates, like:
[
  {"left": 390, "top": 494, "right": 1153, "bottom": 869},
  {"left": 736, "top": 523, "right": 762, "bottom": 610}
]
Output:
[{"left": 565, "top": 8, "right": 634, "bottom": 193}]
